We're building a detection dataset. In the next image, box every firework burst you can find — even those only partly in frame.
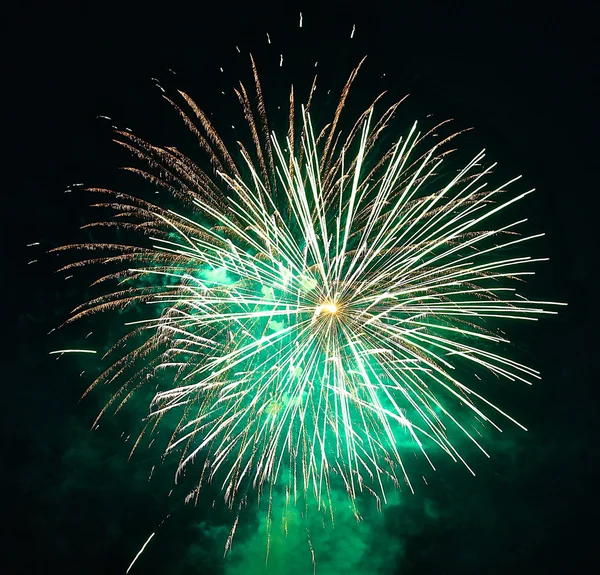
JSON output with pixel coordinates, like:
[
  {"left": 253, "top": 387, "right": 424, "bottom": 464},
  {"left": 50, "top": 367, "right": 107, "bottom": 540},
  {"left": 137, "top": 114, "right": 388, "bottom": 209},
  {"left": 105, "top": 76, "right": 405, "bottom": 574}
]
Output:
[{"left": 53, "top": 55, "right": 562, "bottom": 538}]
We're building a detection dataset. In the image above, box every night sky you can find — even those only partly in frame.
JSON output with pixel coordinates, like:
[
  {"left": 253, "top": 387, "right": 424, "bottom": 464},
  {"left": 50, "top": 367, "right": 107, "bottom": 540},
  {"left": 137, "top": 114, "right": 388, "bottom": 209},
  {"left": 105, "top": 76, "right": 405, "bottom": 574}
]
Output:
[{"left": 6, "top": 1, "right": 599, "bottom": 573}]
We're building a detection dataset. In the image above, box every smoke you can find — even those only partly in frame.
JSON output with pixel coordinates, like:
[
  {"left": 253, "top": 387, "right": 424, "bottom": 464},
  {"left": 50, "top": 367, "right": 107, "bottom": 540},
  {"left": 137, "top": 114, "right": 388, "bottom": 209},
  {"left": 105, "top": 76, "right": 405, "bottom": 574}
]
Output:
[{"left": 172, "top": 482, "right": 445, "bottom": 575}]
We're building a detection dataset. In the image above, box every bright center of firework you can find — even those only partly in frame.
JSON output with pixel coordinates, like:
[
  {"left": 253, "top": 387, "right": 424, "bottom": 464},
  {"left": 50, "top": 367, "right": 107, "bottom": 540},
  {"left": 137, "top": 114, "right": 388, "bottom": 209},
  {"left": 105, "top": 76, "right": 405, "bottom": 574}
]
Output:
[{"left": 317, "top": 301, "right": 338, "bottom": 315}]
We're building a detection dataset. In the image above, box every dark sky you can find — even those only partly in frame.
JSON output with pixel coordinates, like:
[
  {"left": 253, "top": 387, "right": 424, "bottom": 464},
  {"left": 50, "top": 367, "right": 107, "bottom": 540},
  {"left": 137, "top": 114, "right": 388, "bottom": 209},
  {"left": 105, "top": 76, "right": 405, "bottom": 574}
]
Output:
[{"left": 6, "top": 1, "right": 599, "bottom": 574}]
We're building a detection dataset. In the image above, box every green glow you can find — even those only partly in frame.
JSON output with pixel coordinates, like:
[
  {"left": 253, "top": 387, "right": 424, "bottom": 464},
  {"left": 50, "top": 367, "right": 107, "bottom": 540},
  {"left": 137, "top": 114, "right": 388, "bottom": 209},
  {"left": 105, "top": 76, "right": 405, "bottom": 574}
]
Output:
[{"left": 55, "top": 59, "right": 565, "bottom": 555}]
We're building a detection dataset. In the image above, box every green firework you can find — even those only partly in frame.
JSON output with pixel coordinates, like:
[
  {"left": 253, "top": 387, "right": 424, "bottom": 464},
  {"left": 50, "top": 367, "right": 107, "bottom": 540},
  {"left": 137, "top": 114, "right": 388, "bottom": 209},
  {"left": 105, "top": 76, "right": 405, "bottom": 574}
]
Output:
[{"left": 53, "top": 57, "right": 563, "bottom": 546}]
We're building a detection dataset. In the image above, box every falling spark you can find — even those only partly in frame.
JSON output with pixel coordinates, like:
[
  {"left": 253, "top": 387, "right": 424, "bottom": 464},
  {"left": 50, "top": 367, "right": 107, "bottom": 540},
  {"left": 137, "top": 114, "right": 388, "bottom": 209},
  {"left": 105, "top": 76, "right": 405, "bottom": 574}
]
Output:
[
  {"left": 126, "top": 533, "right": 155, "bottom": 574},
  {"left": 49, "top": 349, "right": 97, "bottom": 355}
]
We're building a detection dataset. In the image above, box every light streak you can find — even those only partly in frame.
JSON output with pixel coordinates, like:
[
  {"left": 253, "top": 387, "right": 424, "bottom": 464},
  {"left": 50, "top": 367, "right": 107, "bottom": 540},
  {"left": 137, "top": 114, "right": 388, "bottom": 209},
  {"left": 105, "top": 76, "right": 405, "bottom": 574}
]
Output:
[
  {"left": 49, "top": 349, "right": 97, "bottom": 355},
  {"left": 126, "top": 532, "right": 155, "bottom": 574}
]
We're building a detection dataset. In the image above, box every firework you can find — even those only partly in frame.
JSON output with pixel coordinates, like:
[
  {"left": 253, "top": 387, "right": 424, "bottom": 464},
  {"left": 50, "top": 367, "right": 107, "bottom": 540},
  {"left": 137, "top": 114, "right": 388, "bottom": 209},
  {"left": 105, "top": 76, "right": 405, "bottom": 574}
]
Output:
[{"left": 53, "top": 56, "right": 562, "bottom": 534}]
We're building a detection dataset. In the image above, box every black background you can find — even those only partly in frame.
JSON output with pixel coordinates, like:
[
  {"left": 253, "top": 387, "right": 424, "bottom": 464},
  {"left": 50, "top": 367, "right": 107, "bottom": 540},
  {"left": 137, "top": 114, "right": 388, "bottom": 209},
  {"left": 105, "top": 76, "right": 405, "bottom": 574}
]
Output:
[{"left": 6, "top": 1, "right": 599, "bottom": 573}]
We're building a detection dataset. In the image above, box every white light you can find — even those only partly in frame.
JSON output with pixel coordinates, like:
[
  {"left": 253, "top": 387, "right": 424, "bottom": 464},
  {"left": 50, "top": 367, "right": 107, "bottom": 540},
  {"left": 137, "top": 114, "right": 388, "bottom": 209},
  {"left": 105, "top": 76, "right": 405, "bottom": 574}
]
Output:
[{"left": 317, "top": 302, "right": 338, "bottom": 315}]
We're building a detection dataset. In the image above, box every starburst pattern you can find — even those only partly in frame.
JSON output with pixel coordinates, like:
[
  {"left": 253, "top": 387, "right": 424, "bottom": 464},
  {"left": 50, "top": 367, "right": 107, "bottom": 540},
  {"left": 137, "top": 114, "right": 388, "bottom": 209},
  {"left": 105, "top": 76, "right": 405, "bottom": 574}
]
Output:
[{"left": 54, "top": 59, "right": 561, "bottom": 524}]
